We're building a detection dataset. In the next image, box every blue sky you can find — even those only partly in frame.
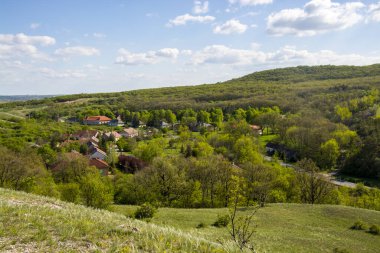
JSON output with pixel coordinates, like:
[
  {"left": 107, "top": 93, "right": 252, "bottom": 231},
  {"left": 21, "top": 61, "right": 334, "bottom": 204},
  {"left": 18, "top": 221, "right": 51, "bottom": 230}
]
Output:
[{"left": 1, "top": 0, "right": 380, "bottom": 95}]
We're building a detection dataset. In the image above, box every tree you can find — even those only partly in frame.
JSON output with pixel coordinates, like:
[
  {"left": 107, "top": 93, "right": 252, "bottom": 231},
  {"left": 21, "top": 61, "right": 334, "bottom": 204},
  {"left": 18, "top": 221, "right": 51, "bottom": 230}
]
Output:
[
  {"left": 80, "top": 174, "right": 113, "bottom": 209},
  {"left": 228, "top": 176, "right": 257, "bottom": 252},
  {"left": 296, "top": 159, "right": 332, "bottom": 204},
  {"left": 335, "top": 105, "right": 352, "bottom": 121},
  {"left": 197, "top": 110, "right": 211, "bottom": 124},
  {"left": 319, "top": 139, "right": 340, "bottom": 170},
  {"left": 233, "top": 136, "right": 261, "bottom": 164},
  {"left": 210, "top": 108, "right": 224, "bottom": 129},
  {"left": 0, "top": 147, "right": 49, "bottom": 191},
  {"left": 132, "top": 138, "right": 166, "bottom": 163}
]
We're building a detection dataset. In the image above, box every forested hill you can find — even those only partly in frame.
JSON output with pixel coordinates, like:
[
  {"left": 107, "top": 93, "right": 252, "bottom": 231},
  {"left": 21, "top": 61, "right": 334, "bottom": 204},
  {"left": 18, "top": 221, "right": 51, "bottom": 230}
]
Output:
[
  {"left": 1, "top": 64, "right": 380, "bottom": 113},
  {"left": 232, "top": 64, "right": 380, "bottom": 83}
]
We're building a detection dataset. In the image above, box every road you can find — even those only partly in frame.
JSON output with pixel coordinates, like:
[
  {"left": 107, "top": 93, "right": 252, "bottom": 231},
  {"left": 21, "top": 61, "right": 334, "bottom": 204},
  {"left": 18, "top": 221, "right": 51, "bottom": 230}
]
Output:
[{"left": 264, "top": 156, "right": 358, "bottom": 189}]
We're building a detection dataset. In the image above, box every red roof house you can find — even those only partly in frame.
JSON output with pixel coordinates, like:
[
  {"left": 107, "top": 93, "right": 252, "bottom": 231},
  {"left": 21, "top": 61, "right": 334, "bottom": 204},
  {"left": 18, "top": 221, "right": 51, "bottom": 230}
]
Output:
[{"left": 83, "top": 116, "right": 112, "bottom": 125}]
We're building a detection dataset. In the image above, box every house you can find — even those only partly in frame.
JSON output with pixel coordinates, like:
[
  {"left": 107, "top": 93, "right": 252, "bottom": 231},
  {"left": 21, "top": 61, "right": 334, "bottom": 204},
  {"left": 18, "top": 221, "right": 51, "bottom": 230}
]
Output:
[
  {"left": 89, "top": 147, "right": 108, "bottom": 160},
  {"left": 83, "top": 116, "right": 112, "bottom": 125},
  {"left": 108, "top": 116, "right": 125, "bottom": 127},
  {"left": 120, "top": 127, "right": 139, "bottom": 138},
  {"left": 160, "top": 121, "right": 171, "bottom": 128},
  {"left": 71, "top": 130, "right": 99, "bottom": 140},
  {"left": 250, "top": 125, "right": 263, "bottom": 135},
  {"left": 89, "top": 158, "right": 110, "bottom": 176},
  {"left": 104, "top": 131, "right": 122, "bottom": 141}
]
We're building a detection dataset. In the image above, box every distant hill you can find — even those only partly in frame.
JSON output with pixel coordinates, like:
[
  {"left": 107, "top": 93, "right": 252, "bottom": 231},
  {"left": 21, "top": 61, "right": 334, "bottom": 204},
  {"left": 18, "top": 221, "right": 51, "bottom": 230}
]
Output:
[
  {"left": 0, "top": 95, "right": 56, "bottom": 102},
  {"left": 1, "top": 188, "right": 379, "bottom": 252},
  {"left": 1, "top": 64, "right": 380, "bottom": 113},
  {"left": 233, "top": 64, "right": 380, "bottom": 83}
]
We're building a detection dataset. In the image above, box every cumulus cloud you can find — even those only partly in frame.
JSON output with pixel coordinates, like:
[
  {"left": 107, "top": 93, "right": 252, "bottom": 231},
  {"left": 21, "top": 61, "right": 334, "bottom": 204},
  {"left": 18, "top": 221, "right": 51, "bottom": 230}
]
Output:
[
  {"left": 155, "top": 48, "right": 180, "bottom": 58},
  {"left": 167, "top": 14, "right": 215, "bottom": 26},
  {"left": 54, "top": 46, "right": 100, "bottom": 57},
  {"left": 0, "top": 33, "right": 56, "bottom": 46},
  {"left": 228, "top": 0, "right": 273, "bottom": 6},
  {"left": 193, "top": 1, "right": 209, "bottom": 14},
  {"left": 190, "top": 44, "right": 380, "bottom": 67},
  {"left": 213, "top": 19, "right": 248, "bottom": 34},
  {"left": 115, "top": 48, "right": 180, "bottom": 65},
  {"left": 267, "top": 0, "right": 365, "bottom": 36},
  {"left": 368, "top": 2, "right": 380, "bottom": 22}
]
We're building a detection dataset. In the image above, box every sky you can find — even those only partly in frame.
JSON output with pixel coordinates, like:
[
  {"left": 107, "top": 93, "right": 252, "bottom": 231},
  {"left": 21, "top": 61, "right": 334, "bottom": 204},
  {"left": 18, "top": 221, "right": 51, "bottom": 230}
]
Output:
[{"left": 1, "top": 0, "right": 380, "bottom": 95}]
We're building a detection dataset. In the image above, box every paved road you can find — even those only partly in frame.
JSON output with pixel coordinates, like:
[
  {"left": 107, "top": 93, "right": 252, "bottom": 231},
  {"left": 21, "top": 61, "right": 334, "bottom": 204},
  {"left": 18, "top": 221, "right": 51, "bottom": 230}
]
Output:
[{"left": 264, "top": 156, "right": 358, "bottom": 189}]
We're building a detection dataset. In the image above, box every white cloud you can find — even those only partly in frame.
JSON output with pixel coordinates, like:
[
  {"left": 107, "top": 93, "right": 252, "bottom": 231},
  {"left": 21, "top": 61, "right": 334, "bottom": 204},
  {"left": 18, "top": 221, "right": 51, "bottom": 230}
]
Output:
[
  {"left": 115, "top": 48, "right": 180, "bottom": 65},
  {"left": 193, "top": 1, "right": 209, "bottom": 14},
  {"left": 267, "top": 0, "right": 365, "bottom": 36},
  {"left": 228, "top": 0, "right": 273, "bottom": 6},
  {"left": 213, "top": 19, "right": 248, "bottom": 34},
  {"left": 30, "top": 23, "right": 40, "bottom": 30},
  {"left": 167, "top": 14, "right": 215, "bottom": 26},
  {"left": 191, "top": 44, "right": 380, "bottom": 67},
  {"left": 368, "top": 2, "right": 380, "bottom": 22},
  {"left": 54, "top": 46, "right": 100, "bottom": 57},
  {"left": 155, "top": 48, "right": 180, "bottom": 58},
  {"left": 0, "top": 33, "right": 56, "bottom": 46},
  {"left": 192, "top": 45, "right": 266, "bottom": 65},
  {"left": 181, "top": 49, "right": 193, "bottom": 56}
]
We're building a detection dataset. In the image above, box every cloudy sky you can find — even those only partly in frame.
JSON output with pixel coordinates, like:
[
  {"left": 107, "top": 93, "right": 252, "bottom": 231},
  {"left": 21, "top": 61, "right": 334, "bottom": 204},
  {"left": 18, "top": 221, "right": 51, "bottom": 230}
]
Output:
[{"left": 1, "top": 0, "right": 380, "bottom": 95}]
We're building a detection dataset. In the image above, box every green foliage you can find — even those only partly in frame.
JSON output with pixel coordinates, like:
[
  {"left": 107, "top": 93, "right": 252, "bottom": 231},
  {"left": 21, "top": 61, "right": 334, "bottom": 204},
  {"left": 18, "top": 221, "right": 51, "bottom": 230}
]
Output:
[
  {"left": 319, "top": 139, "right": 339, "bottom": 170},
  {"left": 134, "top": 203, "right": 157, "bottom": 220},
  {"left": 350, "top": 220, "right": 367, "bottom": 230},
  {"left": 80, "top": 174, "right": 114, "bottom": 209},
  {"left": 212, "top": 214, "right": 230, "bottom": 227},
  {"left": 196, "top": 222, "right": 207, "bottom": 229},
  {"left": 58, "top": 183, "right": 81, "bottom": 204},
  {"left": 368, "top": 224, "right": 380, "bottom": 235}
]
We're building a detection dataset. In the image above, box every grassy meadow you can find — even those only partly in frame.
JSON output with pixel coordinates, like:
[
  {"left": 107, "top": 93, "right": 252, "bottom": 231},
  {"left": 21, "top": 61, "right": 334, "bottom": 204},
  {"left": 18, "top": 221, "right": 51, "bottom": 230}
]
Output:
[{"left": 112, "top": 204, "right": 380, "bottom": 253}]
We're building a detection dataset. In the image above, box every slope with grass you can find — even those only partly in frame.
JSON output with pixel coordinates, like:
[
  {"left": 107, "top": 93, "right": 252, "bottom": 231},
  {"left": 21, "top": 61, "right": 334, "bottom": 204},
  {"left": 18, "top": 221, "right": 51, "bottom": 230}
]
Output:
[
  {"left": 1, "top": 189, "right": 380, "bottom": 252},
  {"left": 0, "top": 188, "right": 230, "bottom": 252},
  {"left": 113, "top": 204, "right": 380, "bottom": 253}
]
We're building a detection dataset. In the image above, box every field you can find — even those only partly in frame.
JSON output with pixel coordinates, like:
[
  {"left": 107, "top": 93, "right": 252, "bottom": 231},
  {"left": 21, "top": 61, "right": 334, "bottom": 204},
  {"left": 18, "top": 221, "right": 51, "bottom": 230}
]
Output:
[{"left": 113, "top": 203, "right": 380, "bottom": 253}]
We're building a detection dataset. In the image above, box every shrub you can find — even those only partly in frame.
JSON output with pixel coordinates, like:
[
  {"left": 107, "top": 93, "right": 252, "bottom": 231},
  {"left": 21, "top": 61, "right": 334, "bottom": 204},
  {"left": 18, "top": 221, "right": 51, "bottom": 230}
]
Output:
[
  {"left": 196, "top": 222, "right": 206, "bottom": 229},
  {"left": 333, "top": 248, "right": 350, "bottom": 253},
  {"left": 212, "top": 215, "right": 230, "bottom": 227},
  {"left": 368, "top": 225, "right": 380, "bottom": 235},
  {"left": 350, "top": 220, "right": 367, "bottom": 230},
  {"left": 134, "top": 203, "right": 157, "bottom": 220}
]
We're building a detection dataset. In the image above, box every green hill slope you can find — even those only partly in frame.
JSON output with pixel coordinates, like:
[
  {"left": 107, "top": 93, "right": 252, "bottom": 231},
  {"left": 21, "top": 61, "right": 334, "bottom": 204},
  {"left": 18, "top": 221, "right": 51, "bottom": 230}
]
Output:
[
  {"left": 0, "top": 188, "right": 228, "bottom": 252},
  {"left": 1, "top": 188, "right": 379, "bottom": 252},
  {"left": 2, "top": 64, "right": 380, "bottom": 113}
]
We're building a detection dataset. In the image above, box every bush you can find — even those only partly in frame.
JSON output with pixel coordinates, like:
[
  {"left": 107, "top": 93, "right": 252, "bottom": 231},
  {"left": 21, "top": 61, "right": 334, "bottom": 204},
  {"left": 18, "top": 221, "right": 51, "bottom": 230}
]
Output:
[
  {"left": 333, "top": 248, "right": 350, "bottom": 253},
  {"left": 350, "top": 220, "right": 367, "bottom": 230},
  {"left": 134, "top": 203, "right": 157, "bottom": 220},
  {"left": 212, "top": 215, "right": 230, "bottom": 227},
  {"left": 368, "top": 224, "right": 380, "bottom": 235},
  {"left": 196, "top": 222, "right": 206, "bottom": 229}
]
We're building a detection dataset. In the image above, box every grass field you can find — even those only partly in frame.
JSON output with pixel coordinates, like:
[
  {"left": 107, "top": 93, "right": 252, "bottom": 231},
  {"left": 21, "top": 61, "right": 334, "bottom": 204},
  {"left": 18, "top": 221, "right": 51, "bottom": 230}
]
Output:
[
  {"left": 1, "top": 189, "right": 379, "bottom": 252},
  {"left": 112, "top": 203, "right": 380, "bottom": 253},
  {"left": 0, "top": 188, "right": 230, "bottom": 252}
]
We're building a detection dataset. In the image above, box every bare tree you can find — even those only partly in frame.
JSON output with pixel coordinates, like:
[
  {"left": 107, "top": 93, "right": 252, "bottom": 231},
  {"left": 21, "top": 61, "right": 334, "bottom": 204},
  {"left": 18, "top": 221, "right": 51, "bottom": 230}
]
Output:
[
  {"left": 296, "top": 158, "right": 332, "bottom": 204},
  {"left": 228, "top": 177, "right": 258, "bottom": 252}
]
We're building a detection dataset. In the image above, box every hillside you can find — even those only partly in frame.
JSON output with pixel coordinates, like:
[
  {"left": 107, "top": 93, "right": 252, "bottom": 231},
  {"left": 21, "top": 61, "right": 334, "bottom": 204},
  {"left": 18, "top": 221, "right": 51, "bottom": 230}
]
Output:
[
  {"left": 0, "top": 188, "right": 229, "bottom": 252},
  {"left": 1, "top": 64, "right": 380, "bottom": 113},
  {"left": 1, "top": 188, "right": 379, "bottom": 253}
]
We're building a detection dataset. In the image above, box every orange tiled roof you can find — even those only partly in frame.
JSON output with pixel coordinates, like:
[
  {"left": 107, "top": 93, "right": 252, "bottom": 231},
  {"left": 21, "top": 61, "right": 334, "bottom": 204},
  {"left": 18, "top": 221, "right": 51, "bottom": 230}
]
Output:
[{"left": 85, "top": 116, "right": 112, "bottom": 121}]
